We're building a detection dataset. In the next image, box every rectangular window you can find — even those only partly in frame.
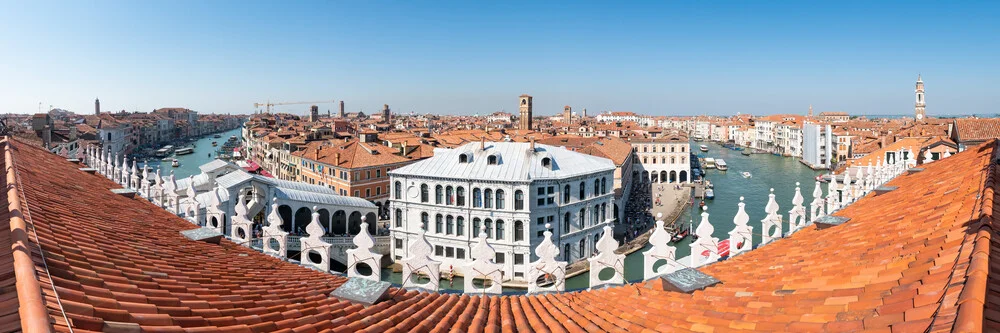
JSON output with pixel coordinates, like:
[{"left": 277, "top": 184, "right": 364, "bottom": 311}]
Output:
[
  {"left": 366, "top": 189, "right": 371, "bottom": 197},
  {"left": 376, "top": 170, "right": 381, "bottom": 178},
  {"left": 446, "top": 247, "right": 454, "bottom": 258},
  {"left": 435, "top": 245, "right": 444, "bottom": 256},
  {"left": 536, "top": 230, "right": 545, "bottom": 238},
  {"left": 495, "top": 253, "right": 505, "bottom": 264},
  {"left": 395, "top": 238, "right": 402, "bottom": 249},
  {"left": 514, "top": 254, "right": 524, "bottom": 265},
  {"left": 537, "top": 217, "right": 544, "bottom": 225},
  {"left": 457, "top": 249, "right": 466, "bottom": 259},
  {"left": 353, "top": 190, "right": 359, "bottom": 197}
]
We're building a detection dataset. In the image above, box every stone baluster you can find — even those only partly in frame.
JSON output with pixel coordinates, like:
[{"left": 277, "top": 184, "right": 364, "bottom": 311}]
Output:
[
  {"left": 924, "top": 148, "right": 933, "bottom": 164},
  {"left": 166, "top": 172, "right": 179, "bottom": 214},
  {"left": 906, "top": 148, "right": 916, "bottom": 168},
  {"left": 301, "top": 206, "right": 334, "bottom": 273},
  {"left": 75, "top": 145, "right": 86, "bottom": 161},
  {"left": 943, "top": 149, "right": 952, "bottom": 159},
  {"left": 864, "top": 162, "right": 874, "bottom": 194},
  {"left": 825, "top": 175, "right": 838, "bottom": 214},
  {"left": 130, "top": 158, "right": 139, "bottom": 190},
  {"left": 788, "top": 183, "right": 806, "bottom": 234},
  {"left": 140, "top": 161, "right": 150, "bottom": 198},
  {"left": 528, "top": 223, "right": 568, "bottom": 293},
  {"left": 841, "top": 170, "right": 853, "bottom": 206},
  {"left": 689, "top": 208, "right": 719, "bottom": 267},
  {"left": 589, "top": 225, "right": 625, "bottom": 288},
  {"left": 346, "top": 215, "right": 382, "bottom": 280},
  {"left": 230, "top": 193, "right": 254, "bottom": 246},
  {"left": 112, "top": 153, "right": 119, "bottom": 181},
  {"left": 761, "top": 188, "right": 782, "bottom": 244},
  {"left": 121, "top": 156, "right": 131, "bottom": 186},
  {"left": 262, "top": 198, "right": 288, "bottom": 258},
  {"left": 151, "top": 169, "right": 163, "bottom": 206},
  {"left": 464, "top": 226, "right": 503, "bottom": 294},
  {"left": 728, "top": 197, "right": 753, "bottom": 257},
  {"left": 643, "top": 214, "right": 680, "bottom": 279},
  {"left": 810, "top": 181, "right": 824, "bottom": 222},
  {"left": 58, "top": 145, "right": 68, "bottom": 158},
  {"left": 206, "top": 187, "right": 225, "bottom": 232},
  {"left": 184, "top": 176, "right": 198, "bottom": 222},
  {"left": 402, "top": 229, "right": 442, "bottom": 291}
]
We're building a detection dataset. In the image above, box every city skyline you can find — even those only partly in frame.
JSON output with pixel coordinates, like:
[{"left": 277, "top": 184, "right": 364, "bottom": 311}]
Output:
[{"left": 2, "top": 1, "right": 998, "bottom": 116}]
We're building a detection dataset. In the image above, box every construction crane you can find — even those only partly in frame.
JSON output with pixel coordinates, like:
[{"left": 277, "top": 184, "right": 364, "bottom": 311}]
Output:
[{"left": 253, "top": 100, "right": 338, "bottom": 114}]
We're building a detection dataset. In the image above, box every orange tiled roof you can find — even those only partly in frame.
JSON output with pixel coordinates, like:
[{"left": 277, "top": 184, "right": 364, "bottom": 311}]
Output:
[
  {"left": 954, "top": 118, "right": 1000, "bottom": 143},
  {"left": 3, "top": 136, "right": 999, "bottom": 332}
]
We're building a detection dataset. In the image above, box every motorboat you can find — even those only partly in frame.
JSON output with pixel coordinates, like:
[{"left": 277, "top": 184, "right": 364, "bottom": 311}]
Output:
[
  {"left": 175, "top": 147, "right": 194, "bottom": 155},
  {"left": 704, "top": 158, "right": 716, "bottom": 169},
  {"left": 816, "top": 175, "right": 830, "bottom": 183},
  {"left": 212, "top": 141, "right": 218, "bottom": 147},
  {"left": 154, "top": 145, "right": 174, "bottom": 157},
  {"left": 715, "top": 159, "right": 728, "bottom": 171},
  {"left": 670, "top": 227, "right": 689, "bottom": 243},
  {"left": 741, "top": 150, "right": 752, "bottom": 156},
  {"left": 213, "top": 134, "right": 222, "bottom": 138},
  {"left": 742, "top": 171, "right": 752, "bottom": 178},
  {"left": 171, "top": 159, "right": 180, "bottom": 167},
  {"left": 705, "top": 188, "right": 715, "bottom": 200},
  {"left": 700, "top": 145, "right": 709, "bottom": 152}
]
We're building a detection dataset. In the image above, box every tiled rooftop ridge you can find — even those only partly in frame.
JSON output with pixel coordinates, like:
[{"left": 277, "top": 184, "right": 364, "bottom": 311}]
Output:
[{"left": 3, "top": 136, "right": 999, "bottom": 332}]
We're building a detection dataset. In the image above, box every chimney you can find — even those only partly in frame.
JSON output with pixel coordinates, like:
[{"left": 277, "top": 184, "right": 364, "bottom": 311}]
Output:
[
  {"left": 314, "top": 147, "right": 319, "bottom": 160},
  {"left": 335, "top": 153, "right": 341, "bottom": 165},
  {"left": 401, "top": 141, "right": 408, "bottom": 155},
  {"left": 480, "top": 137, "right": 485, "bottom": 150},
  {"left": 530, "top": 138, "right": 536, "bottom": 151}
]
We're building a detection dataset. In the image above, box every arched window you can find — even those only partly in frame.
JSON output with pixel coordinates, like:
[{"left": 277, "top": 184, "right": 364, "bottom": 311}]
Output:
[
  {"left": 601, "top": 203, "right": 607, "bottom": 220},
  {"left": 394, "top": 181, "right": 401, "bottom": 199},
  {"left": 579, "top": 239, "right": 586, "bottom": 257},
  {"left": 643, "top": 157, "right": 648, "bottom": 163},
  {"left": 514, "top": 190, "right": 524, "bottom": 210},
  {"left": 593, "top": 204, "right": 600, "bottom": 224},
  {"left": 671, "top": 157, "right": 676, "bottom": 164},
  {"left": 671, "top": 146, "right": 675, "bottom": 152},
  {"left": 473, "top": 188, "right": 482, "bottom": 207},
  {"left": 459, "top": 153, "right": 468, "bottom": 163},
  {"left": 446, "top": 186, "right": 454, "bottom": 205},
  {"left": 420, "top": 212, "right": 428, "bottom": 231},
  {"left": 514, "top": 220, "right": 524, "bottom": 241},
  {"left": 457, "top": 217, "right": 465, "bottom": 236},
  {"left": 594, "top": 235, "right": 600, "bottom": 253},
  {"left": 661, "top": 157, "right": 665, "bottom": 164},
  {"left": 496, "top": 189, "right": 505, "bottom": 209},
  {"left": 456, "top": 187, "right": 466, "bottom": 206},
  {"left": 541, "top": 157, "right": 551, "bottom": 168},
  {"left": 394, "top": 208, "right": 402, "bottom": 227},
  {"left": 495, "top": 220, "right": 504, "bottom": 240},
  {"left": 593, "top": 180, "right": 600, "bottom": 197},
  {"left": 484, "top": 219, "right": 493, "bottom": 239},
  {"left": 420, "top": 184, "right": 428, "bottom": 203},
  {"left": 435, "top": 214, "right": 443, "bottom": 233},
  {"left": 563, "top": 185, "right": 570, "bottom": 203},
  {"left": 681, "top": 146, "right": 686, "bottom": 152},
  {"left": 473, "top": 218, "right": 481, "bottom": 236},
  {"left": 484, "top": 189, "right": 493, "bottom": 208},
  {"left": 446, "top": 215, "right": 454, "bottom": 235},
  {"left": 579, "top": 208, "right": 586, "bottom": 228},
  {"left": 601, "top": 177, "right": 607, "bottom": 194},
  {"left": 487, "top": 155, "right": 498, "bottom": 165},
  {"left": 435, "top": 185, "right": 443, "bottom": 204},
  {"left": 642, "top": 146, "right": 647, "bottom": 152},
  {"left": 682, "top": 156, "right": 686, "bottom": 163},
  {"left": 661, "top": 146, "right": 666, "bottom": 153},
  {"left": 564, "top": 244, "right": 571, "bottom": 261},
  {"left": 579, "top": 182, "right": 585, "bottom": 200},
  {"left": 563, "top": 212, "right": 570, "bottom": 232}
]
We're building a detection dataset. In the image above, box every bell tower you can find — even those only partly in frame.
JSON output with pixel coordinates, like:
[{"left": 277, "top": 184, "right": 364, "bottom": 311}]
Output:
[
  {"left": 519, "top": 94, "right": 533, "bottom": 130},
  {"left": 915, "top": 75, "right": 926, "bottom": 122}
]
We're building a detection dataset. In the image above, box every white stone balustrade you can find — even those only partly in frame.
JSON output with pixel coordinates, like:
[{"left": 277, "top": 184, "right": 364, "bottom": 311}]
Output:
[
  {"left": 728, "top": 197, "right": 753, "bottom": 256},
  {"left": 528, "top": 223, "right": 568, "bottom": 293},
  {"left": 463, "top": 226, "right": 503, "bottom": 294},
  {"left": 401, "top": 229, "right": 441, "bottom": 291},
  {"left": 589, "top": 225, "right": 625, "bottom": 288},
  {"left": 788, "top": 183, "right": 806, "bottom": 234},
  {"left": 761, "top": 189, "right": 782, "bottom": 245},
  {"left": 346, "top": 216, "right": 382, "bottom": 281},
  {"left": 689, "top": 209, "right": 719, "bottom": 267}
]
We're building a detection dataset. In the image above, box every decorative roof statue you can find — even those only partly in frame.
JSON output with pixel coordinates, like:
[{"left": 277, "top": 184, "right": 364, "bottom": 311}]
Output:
[
  {"left": 589, "top": 225, "right": 625, "bottom": 288},
  {"left": 842, "top": 170, "right": 853, "bottom": 206},
  {"left": 262, "top": 197, "right": 288, "bottom": 258},
  {"left": 943, "top": 149, "right": 952, "bottom": 159},
  {"left": 346, "top": 215, "right": 381, "bottom": 281},
  {"left": 729, "top": 197, "right": 753, "bottom": 257},
  {"left": 58, "top": 145, "right": 69, "bottom": 158},
  {"left": 299, "top": 206, "right": 333, "bottom": 273},
  {"left": 75, "top": 146, "right": 86, "bottom": 161},
  {"left": 788, "top": 182, "right": 806, "bottom": 234},
  {"left": 761, "top": 188, "right": 782, "bottom": 245},
  {"left": 463, "top": 226, "right": 503, "bottom": 294},
  {"left": 924, "top": 148, "right": 934, "bottom": 164},
  {"left": 826, "top": 174, "right": 839, "bottom": 214},
  {"left": 528, "top": 223, "right": 568, "bottom": 293},
  {"left": 644, "top": 214, "right": 679, "bottom": 279},
  {"left": 401, "top": 228, "right": 442, "bottom": 291}
]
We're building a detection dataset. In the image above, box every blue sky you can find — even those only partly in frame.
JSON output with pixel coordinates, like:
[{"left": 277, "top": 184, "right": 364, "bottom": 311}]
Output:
[{"left": 1, "top": 1, "right": 998, "bottom": 117}]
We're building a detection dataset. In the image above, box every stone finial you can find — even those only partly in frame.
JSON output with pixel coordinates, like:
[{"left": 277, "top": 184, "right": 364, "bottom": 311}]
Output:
[
  {"left": 788, "top": 182, "right": 807, "bottom": 234},
  {"left": 690, "top": 208, "right": 719, "bottom": 267},
  {"left": 75, "top": 146, "right": 86, "bottom": 160},
  {"left": 402, "top": 228, "right": 441, "bottom": 291},
  {"left": 167, "top": 171, "right": 177, "bottom": 193},
  {"left": 58, "top": 145, "right": 69, "bottom": 157},
  {"left": 464, "top": 225, "right": 503, "bottom": 294},
  {"left": 924, "top": 148, "right": 933, "bottom": 163},
  {"left": 306, "top": 206, "right": 325, "bottom": 239},
  {"left": 906, "top": 148, "right": 916, "bottom": 167},
  {"left": 842, "top": 171, "right": 853, "bottom": 205},
  {"left": 261, "top": 197, "right": 288, "bottom": 259},
  {"left": 528, "top": 223, "right": 568, "bottom": 293},
  {"left": 761, "top": 188, "right": 782, "bottom": 244},
  {"left": 347, "top": 215, "right": 382, "bottom": 281},
  {"left": 644, "top": 219, "right": 679, "bottom": 279},
  {"left": 943, "top": 150, "right": 952, "bottom": 158},
  {"left": 263, "top": 197, "right": 278, "bottom": 228},
  {"left": 729, "top": 196, "right": 753, "bottom": 256},
  {"left": 589, "top": 225, "right": 625, "bottom": 288},
  {"left": 810, "top": 181, "right": 825, "bottom": 222}
]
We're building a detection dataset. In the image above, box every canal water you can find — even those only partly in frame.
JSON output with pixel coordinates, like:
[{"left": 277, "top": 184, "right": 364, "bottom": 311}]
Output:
[
  {"left": 149, "top": 128, "right": 244, "bottom": 179},
  {"left": 560, "top": 141, "right": 826, "bottom": 290}
]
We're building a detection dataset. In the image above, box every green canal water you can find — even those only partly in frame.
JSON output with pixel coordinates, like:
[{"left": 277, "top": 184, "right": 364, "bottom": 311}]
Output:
[{"left": 151, "top": 128, "right": 243, "bottom": 179}]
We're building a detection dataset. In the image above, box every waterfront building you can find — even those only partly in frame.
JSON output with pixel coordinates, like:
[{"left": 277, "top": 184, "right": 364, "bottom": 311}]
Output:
[
  {"left": 802, "top": 122, "right": 834, "bottom": 169},
  {"left": 630, "top": 133, "right": 692, "bottom": 183},
  {"left": 388, "top": 141, "right": 615, "bottom": 282},
  {"left": 818, "top": 111, "right": 850, "bottom": 122},
  {"left": 539, "top": 135, "right": 636, "bottom": 224}
]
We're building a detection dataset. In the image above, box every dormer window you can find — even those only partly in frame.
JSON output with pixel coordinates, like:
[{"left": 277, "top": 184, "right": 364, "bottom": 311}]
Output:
[
  {"left": 459, "top": 153, "right": 469, "bottom": 163},
  {"left": 487, "top": 155, "right": 498, "bottom": 165},
  {"left": 541, "top": 157, "right": 551, "bottom": 168}
]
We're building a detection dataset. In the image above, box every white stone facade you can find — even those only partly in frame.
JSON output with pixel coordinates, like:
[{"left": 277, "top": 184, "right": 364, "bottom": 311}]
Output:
[{"left": 630, "top": 135, "right": 692, "bottom": 183}]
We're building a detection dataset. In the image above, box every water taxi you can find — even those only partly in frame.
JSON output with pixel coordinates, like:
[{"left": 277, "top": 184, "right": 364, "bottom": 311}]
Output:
[
  {"left": 213, "top": 134, "right": 222, "bottom": 138},
  {"left": 704, "top": 158, "right": 716, "bottom": 169},
  {"left": 171, "top": 159, "right": 180, "bottom": 167},
  {"left": 175, "top": 147, "right": 194, "bottom": 155},
  {"left": 212, "top": 141, "right": 218, "bottom": 147},
  {"left": 705, "top": 188, "right": 715, "bottom": 200},
  {"left": 742, "top": 171, "right": 752, "bottom": 179},
  {"left": 154, "top": 145, "right": 175, "bottom": 157},
  {"left": 741, "top": 150, "right": 752, "bottom": 156},
  {"left": 715, "top": 159, "right": 728, "bottom": 171},
  {"left": 700, "top": 144, "right": 709, "bottom": 152}
]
